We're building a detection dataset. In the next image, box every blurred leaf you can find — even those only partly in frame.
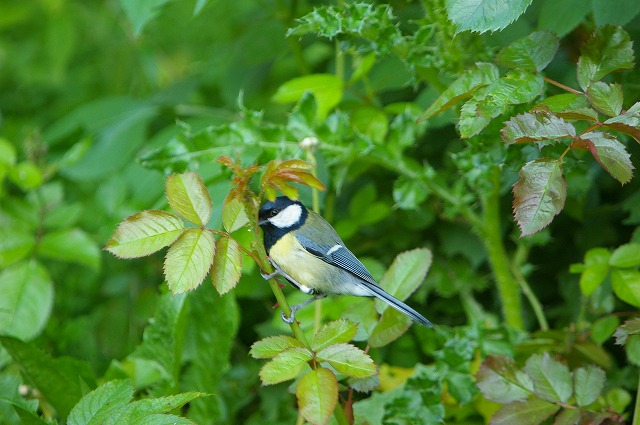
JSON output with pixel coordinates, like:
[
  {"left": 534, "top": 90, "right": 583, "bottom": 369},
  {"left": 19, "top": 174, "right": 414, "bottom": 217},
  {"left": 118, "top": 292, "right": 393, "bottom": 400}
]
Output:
[
  {"left": 524, "top": 352, "right": 572, "bottom": 403},
  {"left": 259, "top": 347, "right": 313, "bottom": 385},
  {"left": 614, "top": 318, "right": 640, "bottom": 345},
  {"left": 119, "top": 0, "right": 170, "bottom": 37},
  {"left": 579, "top": 263, "right": 609, "bottom": 296},
  {"left": 586, "top": 82, "right": 623, "bottom": 117},
  {"left": 296, "top": 368, "right": 337, "bottom": 425},
  {"left": 272, "top": 74, "right": 342, "bottom": 121},
  {"left": 575, "top": 132, "right": 633, "bottom": 184},
  {"left": 611, "top": 268, "right": 640, "bottom": 307},
  {"left": 446, "top": 0, "right": 534, "bottom": 33},
  {"left": 591, "top": 315, "right": 620, "bottom": 345},
  {"left": 316, "top": 343, "right": 377, "bottom": 379},
  {"left": 222, "top": 197, "right": 249, "bottom": 233},
  {"left": 476, "top": 355, "right": 534, "bottom": 403},
  {"left": 378, "top": 248, "right": 432, "bottom": 311},
  {"left": 393, "top": 176, "right": 429, "bottom": 210},
  {"left": 574, "top": 365, "right": 605, "bottom": 407},
  {"left": 8, "top": 162, "right": 42, "bottom": 191},
  {"left": 38, "top": 228, "right": 101, "bottom": 269},
  {"left": 538, "top": 0, "right": 588, "bottom": 38},
  {"left": 0, "top": 224, "right": 35, "bottom": 268},
  {"left": 0, "top": 261, "right": 53, "bottom": 341},
  {"left": 351, "top": 105, "right": 388, "bottom": 143},
  {"left": 105, "top": 210, "right": 184, "bottom": 259},
  {"left": 592, "top": 0, "right": 640, "bottom": 26},
  {"left": 210, "top": 236, "right": 242, "bottom": 295},
  {"left": 576, "top": 25, "right": 635, "bottom": 91},
  {"left": 166, "top": 172, "right": 213, "bottom": 226},
  {"left": 312, "top": 319, "right": 358, "bottom": 352},
  {"left": 625, "top": 335, "right": 640, "bottom": 366},
  {"left": 502, "top": 111, "right": 575, "bottom": 144},
  {"left": 512, "top": 158, "right": 566, "bottom": 236},
  {"left": 610, "top": 243, "right": 640, "bottom": 268},
  {"left": 496, "top": 31, "right": 558, "bottom": 72},
  {"left": 249, "top": 336, "right": 304, "bottom": 359},
  {"left": 604, "top": 101, "right": 640, "bottom": 144},
  {"left": 164, "top": 228, "right": 215, "bottom": 294},
  {"left": 369, "top": 308, "right": 411, "bottom": 348},
  {"left": 490, "top": 397, "right": 559, "bottom": 425}
]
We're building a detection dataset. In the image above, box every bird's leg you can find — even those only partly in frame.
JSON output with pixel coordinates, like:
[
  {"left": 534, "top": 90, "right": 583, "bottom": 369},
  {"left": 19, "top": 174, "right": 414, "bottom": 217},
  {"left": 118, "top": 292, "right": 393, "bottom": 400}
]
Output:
[
  {"left": 260, "top": 269, "right": 281, "bottom": 280},
  {"left": 281, "top": 294, "right": 327, "bottom": 324}
]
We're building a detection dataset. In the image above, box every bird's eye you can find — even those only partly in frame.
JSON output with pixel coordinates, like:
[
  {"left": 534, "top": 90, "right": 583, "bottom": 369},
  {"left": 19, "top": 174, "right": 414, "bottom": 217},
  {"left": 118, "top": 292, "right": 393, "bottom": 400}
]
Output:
[{"left": 270, "top": 208, "right": 280, "bottom": 217}]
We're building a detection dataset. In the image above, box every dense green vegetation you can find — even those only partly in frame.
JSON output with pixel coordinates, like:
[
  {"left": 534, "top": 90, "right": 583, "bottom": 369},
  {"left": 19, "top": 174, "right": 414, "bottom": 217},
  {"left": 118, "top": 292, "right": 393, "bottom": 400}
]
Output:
[{"left": 1, "top": 0, "right": 640, "bottom": 424}]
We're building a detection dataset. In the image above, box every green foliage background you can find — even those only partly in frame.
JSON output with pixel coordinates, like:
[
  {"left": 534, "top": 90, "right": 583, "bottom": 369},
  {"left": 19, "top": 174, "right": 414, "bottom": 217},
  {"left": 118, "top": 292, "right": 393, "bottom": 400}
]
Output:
[{"left": 1, "top": 0, "right": 640, "bottom": 424}]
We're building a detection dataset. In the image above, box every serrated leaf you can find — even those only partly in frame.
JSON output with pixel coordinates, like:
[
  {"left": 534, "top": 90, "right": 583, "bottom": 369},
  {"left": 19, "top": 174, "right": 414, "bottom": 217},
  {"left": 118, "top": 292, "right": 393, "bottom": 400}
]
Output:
[
  {"left": 222, "top": 197, "right": 249, "bottom": 233},
  {"left": 273, "top": 74, "right": 342, "bottom": 121},
  {"left": 554, "top": 107, "right": 600, "bottom": 122},
  {"left": 502, "top": 111, "right": 575, "bottom": 144},
  {"left": 421, "top": 62, "right": 499, "bottom": 118},
  {"left": 611, "top": 268, "right": 640, "bottom": 307},
  {"left": 296, "top": 368, "right": 338, "bottom": 425},
  {"left": 105, "top": 210, "right": 184, "bottom": 258},
  {"left": 312, "top": 319, "right": 358, "bottom": 352},
  {"left": 0, "top": 261, "right": 53, "bottom": 341},
  {"left": 496, "top": 31, "right": 559, "bottom": 72},
  {"left": 574, "top": 365, "right": 605, "bottom": 407},
  {"left": 249, "top": 335, "right": 304, "bottom": 359},
  {"left": 166, "top": 172, "right": 212, "bottom": 226},
  {"left": 210, "top": 236, "right": 242, "bottom": 295},
  {"left": 614, "top": 318, "right": 640, "bottom": 345},
  {"left": 513, "top": 158, "right": 566, "bottom": 236},
  {"left": 164, "top": 228, "right": 215, "bottom": 294},
  {"left": 610, "top": 244, "right": 640, "bottom": 268},
  {"left": 38, "top": 228, "right": 101, "bottom": 269},
  {"left": 259, "top": 346, "right": 313, "bottom": 385},
  {"left": 524, "top": 352, "right": 572, "bottom": 403},
  {"left": 535, "top": 93, "right": 588, "bottom": 112},
  {"left": 445, "top": 0, "right": 534, "bottom": 33},
  {"left": 475, "top": 69, "right": 544, "bottom": 119},
  {"left": 476, "top": 355, "right": 534, "bottom": 403},
  {"left": 316, "top": 343, "right": 377, "bottom": 379},
  {"left": 127, "top": 391, "right": 207, "bottom": 417},
  {"left": 604, "top": 101, "right": 640, "bottom": 144},
  {"left": 577, "top": 25, "right": 635, "bottom": 91},
  {"left": 458, "top": 92, "right": 493, "bottom": 138},
  {"left": 369, "top": 308, "right": 411, "bottom": 348},
  {"left": 490, "top": 397, "right": 560, "bottom": 425},
  {"left": 377, "top": 248, "right": 431, "bottom": 315},
  {"left": 587, "top": 82, "right": 623, "bottom": 116},
  {"left": 67, "top": 379, "right": 133, "bottom": 425},
  {"left": 576, "top": 132, "right": 633, "bottom": 184}
]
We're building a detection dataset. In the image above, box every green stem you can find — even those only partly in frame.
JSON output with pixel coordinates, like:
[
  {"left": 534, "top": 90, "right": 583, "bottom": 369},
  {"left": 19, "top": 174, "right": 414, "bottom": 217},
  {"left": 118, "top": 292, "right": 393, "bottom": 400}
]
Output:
[
  {"left": 511, "top": 244, "right": 549, "bottom": 331},
  {"left": 634, "top": 371, "right": 640, "bottom": 425},
  {"left": 481, "top": 167, "right": 524, "bottom": 329},
  {"left": 305, "top": 145, "right": 323, "bottom": 334}
]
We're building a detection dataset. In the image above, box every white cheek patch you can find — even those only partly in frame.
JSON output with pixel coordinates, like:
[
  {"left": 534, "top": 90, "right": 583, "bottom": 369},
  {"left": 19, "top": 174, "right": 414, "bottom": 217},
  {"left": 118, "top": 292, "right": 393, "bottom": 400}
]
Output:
[{"left": 269, "top": 204, "right": 302, "bottom": 228}]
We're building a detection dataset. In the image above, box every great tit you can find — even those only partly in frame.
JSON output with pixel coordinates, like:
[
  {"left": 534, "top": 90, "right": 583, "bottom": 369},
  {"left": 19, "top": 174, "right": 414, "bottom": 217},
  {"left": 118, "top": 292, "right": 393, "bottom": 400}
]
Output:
[{"left": 258, "top": 196, "right": 432, "bottom": 327}]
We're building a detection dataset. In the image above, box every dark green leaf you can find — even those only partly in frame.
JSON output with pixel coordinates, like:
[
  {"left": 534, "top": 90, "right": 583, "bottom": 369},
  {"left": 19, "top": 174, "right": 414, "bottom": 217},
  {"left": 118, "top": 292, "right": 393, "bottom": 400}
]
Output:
[
  {"left": 312, "top": 319, "right": 358, "bottom": 352},
  {"left": 524, "top": 352, "right": 572, "bottom": 403},
  {"left": 592, "top": 0, "right": 640, "bottom": 26},
  {"left": 490, "top": 397, "right": 560, "bottom": 425},
  {"left": 476, "top": 355, "right": 533, "bottom": 403},
  {"left": 574, "top": 365, "right": 605, "bottom": 407},
  {"left": 296, "top": 368, "right": 338, "bottom": 425},
  {"left": 496, "top": 31, "right": 559, "bottom": 72},
  {"left": 393, "top": 176, "right": 429, "bottom": 210},
  {"left": 445, "top": 0, "right": 534, "bottom": 33},
  {"left": 587, "top": 82, "right": 623, "bottom": 116},
  {"left": 614, "top": 318, "right": 640, "bottom": 345},
  {"left": 611, "top": 268, "right": 640, "bottom": 307},
  {"left": 502, "top": 111, "right": 575, "bottom": 144},
  {"left": 626, "top": 335, "right": 640, "bottom": 366},
  {"left": 576, "top": 132, "right": 633, "bottom": 184},
  {"left": 538, "top": 0, "right": 588, "bottom": 38},
  {"left": 604, "top": 101, "right": 640, "bottom": 144},
  {"left": 210, "top": 236, "right": 242, "bottom": 295},
  {"left": 458, "top": 92, "right": 493, "bottom": 138}
]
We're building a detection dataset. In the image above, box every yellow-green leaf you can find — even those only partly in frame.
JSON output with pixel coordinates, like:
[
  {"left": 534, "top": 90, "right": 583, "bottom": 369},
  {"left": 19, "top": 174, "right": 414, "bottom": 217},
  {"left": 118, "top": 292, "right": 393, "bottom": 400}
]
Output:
[
  {"left": 249, "top": 335, "right": 304, "bottom": 359},
  {"left": 210, "top": 236, "right": 242, "bottom": 295},
  {"left": 272, "top": 74, "right": 342, "bottom": 121},
  {"left": 166, "top": 172, "right": 212, "bottom": 226},
  {"left": 369, "top": 308, "right": 411, "bottom": 348},
  {"left": 378, "top": 248, "right": 431, "bottom": 315},
  {"left": 312, "top": 319, "right": 358, "bottom": 352},
  {"left": 164, "top": 228, "right": 215, "bottom": 294},
  {"left": 105, "top": 210, "right": 184, "bottom": 258},
  {"left": 222, "top": 197, "right": 249, "bottom": 233},
  {"left": 259, "top": 346, "right": 313, "bottom": 385},
  {"left": 316, "top": 343, "right": 377, "bottom": 379},
  {"left": 296, "top": 368, "right": 338, "bottom": 425}
]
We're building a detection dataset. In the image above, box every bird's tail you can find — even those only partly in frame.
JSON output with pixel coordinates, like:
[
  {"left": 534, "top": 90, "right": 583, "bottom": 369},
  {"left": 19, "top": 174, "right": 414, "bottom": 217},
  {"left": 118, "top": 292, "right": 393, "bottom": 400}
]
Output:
[{"left": 360, "top": 283, "right": 433, "bottom": 327}]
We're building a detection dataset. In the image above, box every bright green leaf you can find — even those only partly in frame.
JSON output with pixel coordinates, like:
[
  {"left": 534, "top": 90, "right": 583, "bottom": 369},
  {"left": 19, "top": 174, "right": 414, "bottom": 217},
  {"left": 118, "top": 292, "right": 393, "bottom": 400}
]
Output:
[
  {"left": 591, "top": 315, "right": 620, "bottom": 345},
  {"left": 536, "top": 93, "right": 589, "bottom": 112},
  {"left": 490, "top": 397, "right": 560, "bottom": 425},
  {"left": 579, "top": 263, "right": 609, "bottom": 296},
  {"left": 512, "top": 158, "right": 566, "bottom": 236},
  {"left": 369, "top": 308, "right": 411, "bottom": 348},
  {"left": 587, "top": 82, "right": 623, "bottom": 116},
  {"left": 166, "top": 172, "right": 213, "bottom": 226},
  {"left": 316, "top": 343, "right": 377, "bottom": 379},
  {"left": 378, "top": 248, "right": 432, "bottom": 314},
  {"left": 9, "top": 161, "right": 43, "bottom": 191},
  {"left": 611, "top": 268, "right": 640, "bottom": 307},
  {"left": 502, "top": 110, "right": 575, "bottom": 144},
  {"left": 38, "top": 228, "right": 101, "bottom": 269},
  {"left": 259, "top": 346, "right": 313, "bottom": 385},
  {"left": 119, "top": 0, "right": 170, "bottom": 36},
  {"left": 0, "top": 261, "right": 53, "bottom": 341},
  {"left": 164, "top": 228, "right": 215, "bottom": 294},
  {"left": 524, "top": 352, "right": 572, "bottom": 403},
  {"left": 351, "top": 105, "right": 388, "bottom": 143},
  {"left": 67, "top": 379, "right": 133, "bottom": 425},
  {"left": 445, "top": 0, "right": 534, "bottom": 33},
  {"left": 312, "top": 319, "right": 358, "bottom": 352},
  {"left": 249, "top": 336, "right": 304, "bottom": 359},
  {"left": 222, "top": 197, "right": 249, "bottom": 233},
  {"left": 610, "top": 243, "right": 640, "bottom": 268},
  {"left": 476, "top": 355, "right": 534, "bottom": 403},
  {"left": 0, "top": 225, "right": 35, "bottom": 268},
  {"left": 296, "top": 368, "right": 338, "bottom": 425},
  {"left": 577, "top": 132, "right": 633, "bottom": 184},
  {"left": 272, "top": 74, "right": 342, "bottom": 121},
  {"left": 393, "top": 176, "right": 429, "bottom": 210},
  {"left": 496, "top": 31, "right": 559, "bottom": 72},
  {"left": 574, "top": 365, "right": 605, "bottom": 407},
  {"left": 105, "top": 210, "right": 184, "bottom": 258},
  {"left": 210, "top": 236, "right": 242, "bottom": 295},
  {"left": 475, "top": 69, "right": 544, "bottom": 119},
  {"left": 603, "top": 101, "right": 640, "bottom": 144},
  {"left": 0, "top": 137, "right": 17, "bottom": 167}
]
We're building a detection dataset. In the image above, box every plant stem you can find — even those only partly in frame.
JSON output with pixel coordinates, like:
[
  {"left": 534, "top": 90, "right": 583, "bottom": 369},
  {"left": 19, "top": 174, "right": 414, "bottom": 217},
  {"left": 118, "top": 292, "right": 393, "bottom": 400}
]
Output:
[
  {"left": 634, "top": 372, "right": 640, "bottom": 425},
  {"left": 543, "top": 77, "right": 583, "bottom": 96},
  {"left": 305, "top": 144, "right": 324, "bottom": 334},
  {"left": 512, "top": 244, "right": 549, "bottom": 331}
]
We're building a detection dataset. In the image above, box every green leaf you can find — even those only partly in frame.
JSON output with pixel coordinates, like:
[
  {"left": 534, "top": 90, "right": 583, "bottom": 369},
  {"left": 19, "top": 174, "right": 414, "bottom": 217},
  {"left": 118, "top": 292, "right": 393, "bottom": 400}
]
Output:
[
  {"left": 538, "top": 0, "right": 588, "bottom": 38},
  {"left": 67, "top": 379, "right": 134, "bottom": 425},
  {"left": 576, "top": 25, "right": 635, "bottom": 91},
  {"left": 9, "top": 161, "right": 43, "bottom": 190},
  {"left": 576, "top": 132, "right": 633, "bottom": 184},
  {"left": 626, "top": 335, "right": 640, "bottom": 366},
  {"left": 316, "top": 343, "right": 377, "bottom": 379},
  {"left": 591, "top": 315, "right": 620, "bottom": 345},
  {"left": 378, "top": 248, "right": 432, "bottom": 313},
  {"left": 586, "top": 82, "right": 623, "bottom": 117},
  {"left": 524, "top": 352, "right": 572, "bottom": 403},
  {"left": 502, "top": 111, "right": 575, "bottom": 144},
  {"left": 512, "top": 158, "right": 566, "bottom": 236},
  {"left": 614, "top": 318, "right": 640, "bottom": 345},
  {"left": 369, "top": 308, "right": 411, "bottom": 348},
  {"left": 604, "top": 101, "right": 640, "bottom": 144},
  {"left": 490, "top": 397, "right": 560, "bottom": 425},
  {"left": 0, "top": 224, "right": 36, "bottom": 268},
  {"left": 476, "top": 355, "right": 534, "bottom": 403},
  {"left": 592, "top": 0, "right": 640, "bottom": 26},
  {"left": 351, "top": 105, "right": 388, "bottom": 143},
  {"left": 221, "top": 197, "right": 249, "bottom": 233},
  {"left": 574, "top": 365, "right": 605, "bottom": 407},
  {"left": 611, "top": 268, "right": 640, "bottom": 307},
  {"left": 421, "top": 62, "right": 499, "bottom": 119},
  {"left": 164, "top": 228, "right": 215, "bottom": 294},
  {"left": 259, "top": 346, "right": 313, "bottom": 385},
  {"left": 126, "top": 391, "right": 206, "bottom": 418},
  {"left": 165, "top": 172, "right": 213, "bottom": 226},
  {"left": 475, "top": 69, "right": 544, "bottom": 119},
  {"left": 445, "top": 0, "right": 534, "bottom": 33},
  {"left": 0, "top": 261, "right": 53, "bottom": 341},
  {"left": 272, "top": 74, "right": 342, "bottom": 121},
  {"left": 38, "top": 228, "right": 101, "bottom": 269},
  {"left": 249, "top": 336, "right": 304, "bottom": 359},
  {"left": 610, "top": 243, "right": 640, "bottom": 268},
  {"left": 579, "top": 263, "right": 609, "bottom": 296},
  {"left": 210, "top": 236, "right": 242, "bottom": 295},
  {"left": 119, "top": 0, "right": 170, "bottom": 36},
  {"left": 393, "top": 176, "right": 429, "bottom": 210},
  {"left": 496, "top": 31, "right": 559, "bottom": 72},
  {"left": 312, "top": 319, "right": 358, "bottom": 352},
  {"left": 296, "top": 368, "right": 338, "bottom": 425},
  {"left": 535, "top": 93, "right": 588, "bottom": 112},
  {"left": 105, "top": 210, "right": 184, "bottom": 258}
]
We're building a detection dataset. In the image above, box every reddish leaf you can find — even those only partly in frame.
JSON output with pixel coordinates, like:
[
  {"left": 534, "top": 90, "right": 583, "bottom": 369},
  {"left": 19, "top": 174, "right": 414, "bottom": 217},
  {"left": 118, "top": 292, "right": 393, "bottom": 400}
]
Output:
[
  {"left": 502, "top": 111, "right": 575, "bottom": 144},
  {"left": 575, "top": 132, "right": 633, "bottom": 184}
]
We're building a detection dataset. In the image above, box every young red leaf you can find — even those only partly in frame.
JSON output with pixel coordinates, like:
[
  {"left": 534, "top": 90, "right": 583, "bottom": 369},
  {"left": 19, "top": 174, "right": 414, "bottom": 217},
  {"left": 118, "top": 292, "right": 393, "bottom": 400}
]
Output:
[
  {"left": 502, "top": 111, "right": 575, "bottom": 144},
  {"left": 524, "top": 352, "right": 572, "bottom": 403},
  {"left": 476, "top": 355, "right": 534, "bottom": 403},
  {"left": 576, "top": 132, "right": 633, "bottom": 184},
  {"left": 513, "top": 158, "right": 566, "bottom": 236},
  {"left": 604, "top": 101, "right": 640, "bottom": 144},
  {"left": 490, "top": 397, "right": 560, "bottom": 425},
  {"left": 296, "top": 368, "right": 338, "bottom": 425}
]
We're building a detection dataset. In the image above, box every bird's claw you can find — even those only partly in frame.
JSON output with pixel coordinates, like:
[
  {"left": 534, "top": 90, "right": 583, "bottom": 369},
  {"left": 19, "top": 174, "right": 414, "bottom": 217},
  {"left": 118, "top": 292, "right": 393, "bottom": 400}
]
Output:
[
  {"left": 260, "top": 269, "right": 280, "bottom": 280},
  {"left": 280, "top": 310, "right": 295, "bottom": 324}
]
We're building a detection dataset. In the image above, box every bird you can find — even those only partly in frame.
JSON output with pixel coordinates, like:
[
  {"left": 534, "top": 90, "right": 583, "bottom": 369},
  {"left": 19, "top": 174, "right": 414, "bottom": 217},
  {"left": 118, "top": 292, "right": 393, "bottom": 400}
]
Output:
[{"left": 258, "top": 196, "right": 432, "bottom": 327}]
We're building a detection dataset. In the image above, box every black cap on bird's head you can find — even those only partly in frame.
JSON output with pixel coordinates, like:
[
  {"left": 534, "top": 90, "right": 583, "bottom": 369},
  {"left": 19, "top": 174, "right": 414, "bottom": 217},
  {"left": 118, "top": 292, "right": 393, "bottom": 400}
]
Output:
[{"left": 259, "top": 196, "right": 308, "bottom": 251}]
